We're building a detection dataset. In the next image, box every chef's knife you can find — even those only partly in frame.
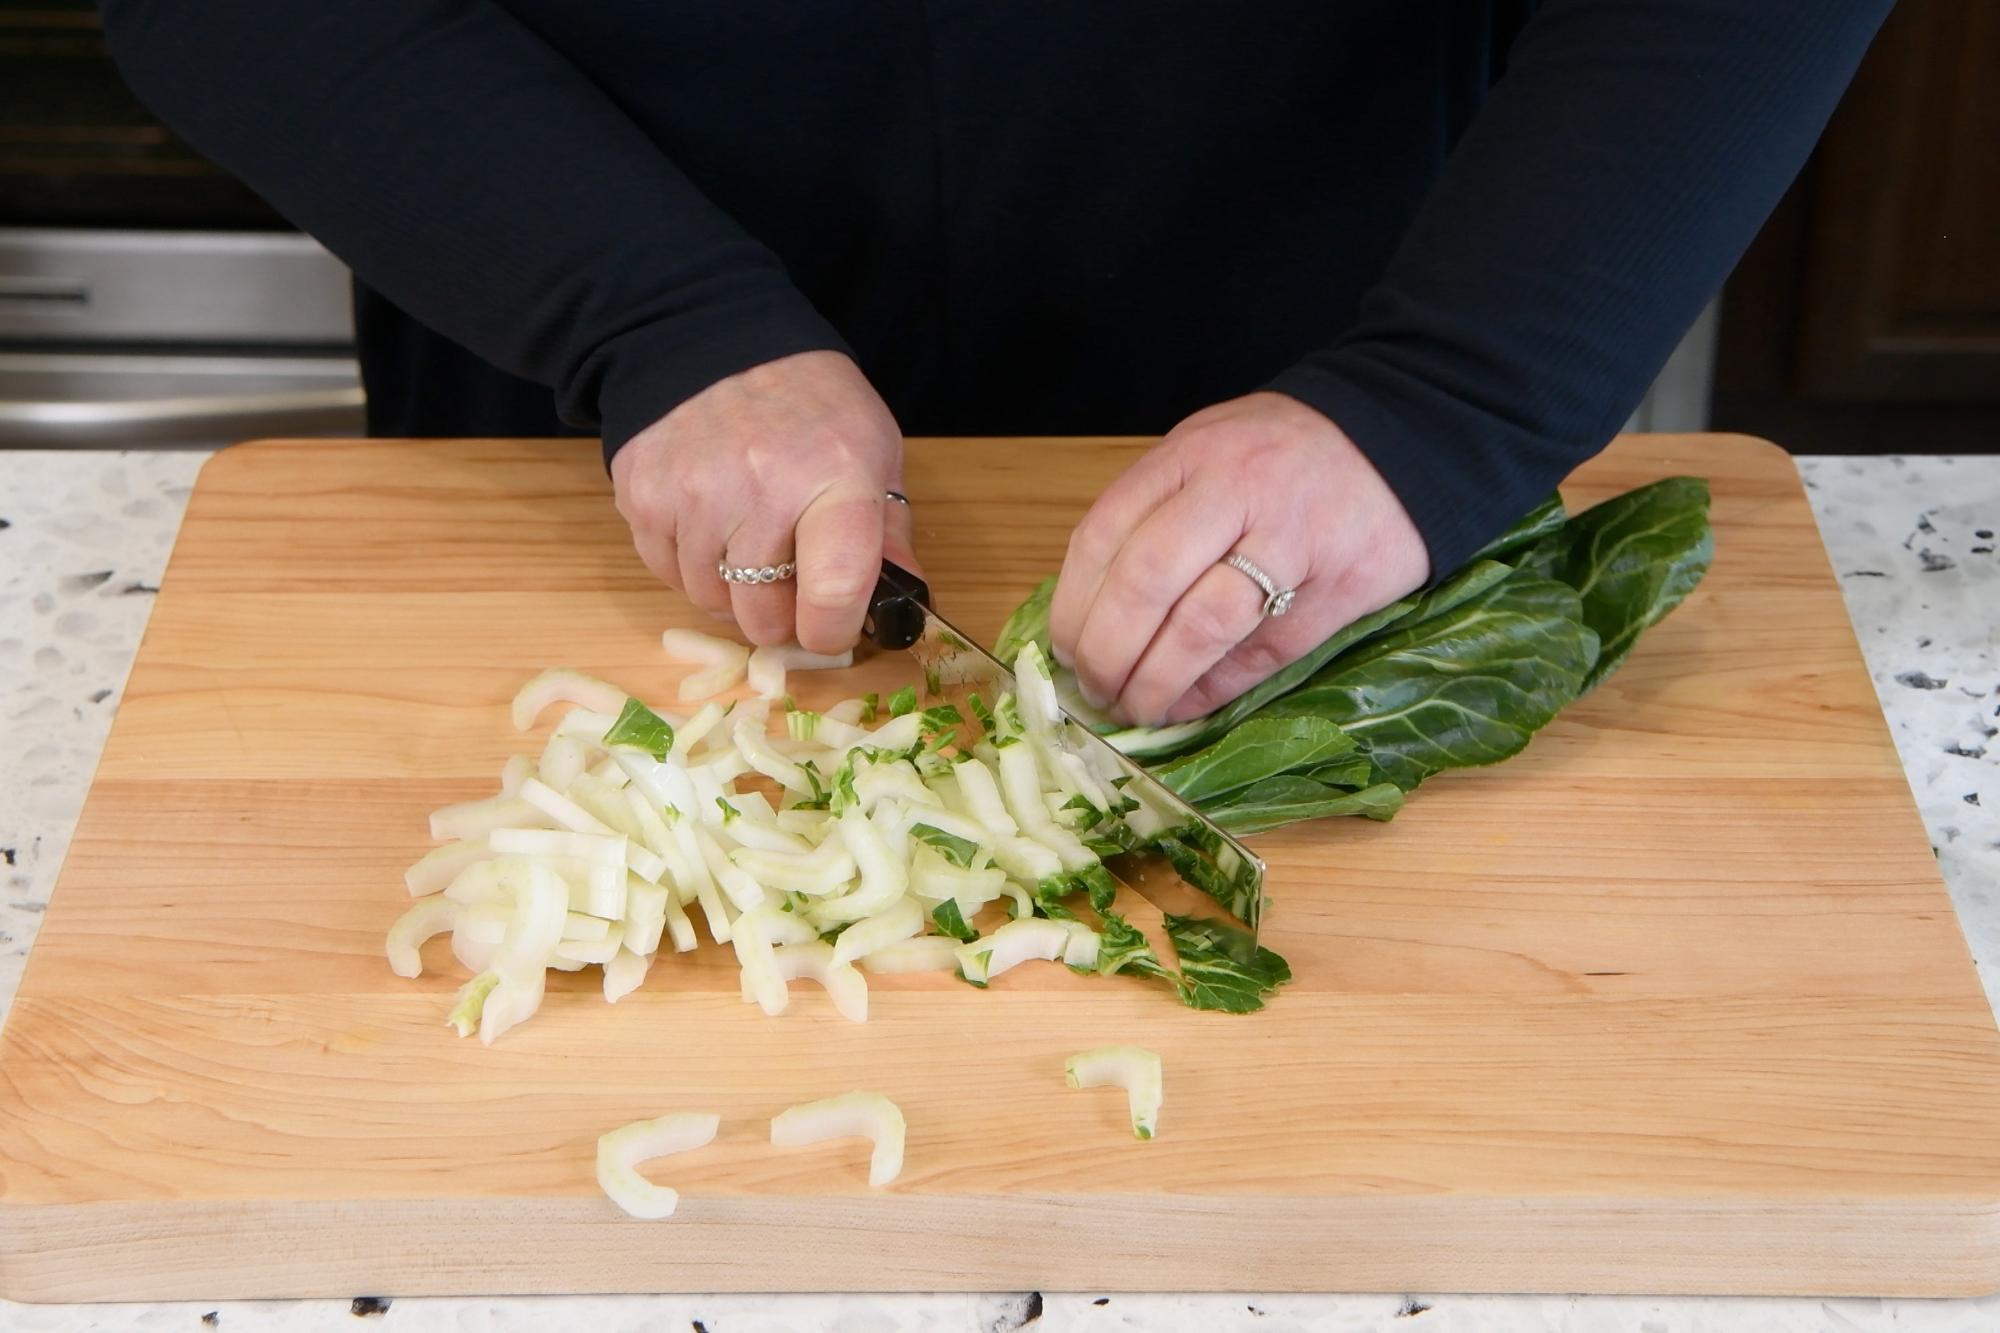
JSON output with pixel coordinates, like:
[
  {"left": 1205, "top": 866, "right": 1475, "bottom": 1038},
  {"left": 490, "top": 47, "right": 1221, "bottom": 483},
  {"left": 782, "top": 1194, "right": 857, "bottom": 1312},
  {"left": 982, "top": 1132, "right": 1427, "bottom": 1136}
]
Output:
[{"left": 864, "top": 561, "right": 1266, "bottom": 950}]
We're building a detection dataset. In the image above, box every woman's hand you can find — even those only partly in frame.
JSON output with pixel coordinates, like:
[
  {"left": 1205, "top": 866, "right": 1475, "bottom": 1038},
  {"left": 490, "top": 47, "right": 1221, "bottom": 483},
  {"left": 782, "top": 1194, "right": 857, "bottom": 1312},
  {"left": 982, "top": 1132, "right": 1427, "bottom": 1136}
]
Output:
[
  {"left": 610, "top": 350, "right": 918, "bottom": 653},
  {"left": 1049, "top": 392, "right": 1430, "bottom": 726}
]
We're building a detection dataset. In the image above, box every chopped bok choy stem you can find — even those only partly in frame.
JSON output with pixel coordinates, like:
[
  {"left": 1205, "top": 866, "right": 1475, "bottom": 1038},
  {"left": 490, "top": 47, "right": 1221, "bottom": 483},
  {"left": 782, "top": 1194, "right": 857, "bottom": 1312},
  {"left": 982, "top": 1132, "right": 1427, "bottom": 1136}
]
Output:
[
  {"left": 1065, "top": 1046, "right": 1163, "bottom": 1140},
  {"left": 597, "top": 1112, "right": 720, "bottom": 1219},
  {"left": 769, "top": 1092, "right": 905, "bottom": 1187}
]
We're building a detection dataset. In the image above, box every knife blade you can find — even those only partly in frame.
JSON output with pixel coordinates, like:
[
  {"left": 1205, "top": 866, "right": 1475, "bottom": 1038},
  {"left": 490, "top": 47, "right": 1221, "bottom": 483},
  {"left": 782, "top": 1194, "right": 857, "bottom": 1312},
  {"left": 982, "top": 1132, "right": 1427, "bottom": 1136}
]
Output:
[{"left": 864, "top": 561, "right": 1266, "bottom": 948}]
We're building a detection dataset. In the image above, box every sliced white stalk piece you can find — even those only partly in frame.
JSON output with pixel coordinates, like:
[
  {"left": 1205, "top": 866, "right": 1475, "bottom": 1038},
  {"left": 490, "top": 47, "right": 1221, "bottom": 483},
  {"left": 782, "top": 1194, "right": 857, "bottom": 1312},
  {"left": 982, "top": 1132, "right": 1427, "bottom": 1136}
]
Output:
[
  {"left": 991, "top": 835, "right": 1063, "bottom": 884},
  {"left": 623, "top": 879, "right": 669, "bottom": 955},
  {"left": 554, "top": 707, "right": 623, "bottom": 744},
  {"left": 774, "top": 808, "right": 833, "bottom": 837},
  {"left": 853, "top": 761, "right": 938, "bottom": 813},
  {"left": 786, "top": 709, "right": 867, "bottom": 749},
  {"left": 949, "top": 757, "right": 1018, "bottom": 837},
  {"left": 490, "top": 826, "right": 626, "bottom": 867},
  {"left": 731, "top": 905, "right": 790, "bottom": 1015},
  {"left": 443, "top": 859, "right": 511, "bottom": 906},
  {"left": 451, "top": 927, "right": 498, "bottom": 973},
  {"left": 563, "top": 911, "right": 612, "bottom": 942},
  {"left": 457, "top": 902, "right": 509, "bottom": 944},
  {"left": 430, "top": 793, "right": 552, "bottom": 842},
  {"left": 694, "top": 825, "right": 766, "bottom": 912},
  {"left": 678, "top": 659, "right": 748, "bottom": 702},
  {"left": 734, "top": 713, "right": 809, "bottom": 791},
  {"left": 538, "top": 733, "right": 590, "bottom": 792},
  {"left": 519, "top": 777, "right": 617, "bottom": 836},
  {"left": 480, "top": 971, "right": 546, "bottom": 1046},
  {"left": 671, "top": 819, "right": 731, "bottom": 943},
  {"left": 669, "top": 701, "right": 727, "bottom": 761},
  {"left": 1012, "top": 642, "right": 1062, "bottom": 737},
  {"left": 404, "top": 835, "right": 491, "bottom": 897},
  {"left": 597, "top": 1111, "right": 721, "bottom": 1220},
  {"left": 810, "top": 808, "right": 909, "bottom": 926},
  {"left": 857, "top": 936, "right": 961, "bottom": 974},
  {"left": 662, "top": 628, "right": 751, "bottom": 680},
  {"left": 1061, "top": 921, "right": 1101, "bottom": 969},
  {"left": 717, "top": 815, "right": 812, "bottom": 856},
  {"left": 619, "top": 785, "right": 677, "bottom": 859},
  {"left": 386, "top": 895, "right": 458, "bottom": 978},
  {"left": 1065, "top": 1046, "right": 1163, "bottom": 1140},
  {"left": 908, "top": 848, "right": 1006, "bottom": 907},
  {"left": 512, "top": 668, "right": 628, "bottom": 731},
  {"left": 555, "top": 924, "right": 625, "bottom": 965},
  {"left": 445, "top": 970, "right": 500, "bottom": 1036},
  {"left": 769, "top": 941, "right": 869, "bottom": 1022},
  {"left": 825, "top": 696, "right": 866, "bottom": 725},
  {"left": 731, "top": 845, "right": 855, "bottom": 896},
  {"left": 999, "top": 882, "right": 1033, "bottom": 920},
  {"left": 499, "top": 753, "right": 535, "bottom": 796},
  {"left": 603, "top": 946, "right": 655, "bottom": 1002},
  {"left": 496, "top": 859, "right": 569, "bottom": 987},
  {"left": 568, "top": 861, "right": 628, "bottom": 920},
  {"left": 747, "top": 643, "right": 854, "bottom": 700},
  {"left": 587, "top": 754, "right": 633, "bottom": 788},
  {"left": 567, "top": 773, "right": 643, "bottom": 839},
  {"left": 769, "top": 1092, "right": 905, "bottom": 1187},
  {"left": 613, "top": 751, "right": 697, "bottom": 821},
  {"left": 661, "top": 889, "right": 698, "bottom": 952},
  {"left": 955, "top": 917, "right": 1070, "bottom": 985},
  {"left": 830, "top": 896, "right": 924, "bottom": 967}
]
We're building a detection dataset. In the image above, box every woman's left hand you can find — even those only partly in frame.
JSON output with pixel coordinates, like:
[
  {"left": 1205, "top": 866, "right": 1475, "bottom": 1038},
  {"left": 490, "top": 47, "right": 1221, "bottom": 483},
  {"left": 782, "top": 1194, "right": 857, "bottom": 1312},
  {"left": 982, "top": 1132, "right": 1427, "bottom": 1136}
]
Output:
[{"left": 1048, "top": 392, "right": 1431, "bottom": 726}]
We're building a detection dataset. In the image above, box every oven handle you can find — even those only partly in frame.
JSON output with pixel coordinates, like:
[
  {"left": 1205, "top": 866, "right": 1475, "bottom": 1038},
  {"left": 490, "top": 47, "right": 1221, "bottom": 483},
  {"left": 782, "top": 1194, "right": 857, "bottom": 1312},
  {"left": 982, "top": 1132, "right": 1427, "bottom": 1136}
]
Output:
[{"left": 0, "top": 387, "right": 366, "bottom": 447}]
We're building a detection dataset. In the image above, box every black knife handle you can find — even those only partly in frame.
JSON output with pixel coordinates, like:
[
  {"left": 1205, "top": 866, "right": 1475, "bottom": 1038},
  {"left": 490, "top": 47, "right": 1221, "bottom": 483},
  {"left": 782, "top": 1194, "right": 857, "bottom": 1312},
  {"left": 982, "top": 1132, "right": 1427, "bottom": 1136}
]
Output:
[{"left": 865, "top": 559, "right": 932, "bottom": 649}]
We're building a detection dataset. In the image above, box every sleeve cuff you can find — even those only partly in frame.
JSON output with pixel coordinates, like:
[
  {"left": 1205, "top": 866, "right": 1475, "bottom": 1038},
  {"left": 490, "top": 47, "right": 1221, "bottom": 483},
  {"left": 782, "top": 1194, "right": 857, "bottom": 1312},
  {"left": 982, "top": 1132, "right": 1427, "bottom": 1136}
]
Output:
[
  {"left": 574, "top": 288, "right": 854, "bottom": 469},
  {"left": 1264, "top": 354, "right": 1600, "bottom": 582}
]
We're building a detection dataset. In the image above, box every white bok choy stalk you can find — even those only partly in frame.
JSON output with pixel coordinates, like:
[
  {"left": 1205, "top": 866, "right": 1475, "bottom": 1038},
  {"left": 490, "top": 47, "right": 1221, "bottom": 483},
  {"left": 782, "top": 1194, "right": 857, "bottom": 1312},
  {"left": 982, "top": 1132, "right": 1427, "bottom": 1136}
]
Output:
[
  {"left": 596, "top": 1111, "right": 720, "bottom": 1219},
  {"left": 769, "top": 1092, "right": 905, "bottom": 1187},
  {"left": 1065, "top": 1046, "right": 1163, "bottom": 1140}
]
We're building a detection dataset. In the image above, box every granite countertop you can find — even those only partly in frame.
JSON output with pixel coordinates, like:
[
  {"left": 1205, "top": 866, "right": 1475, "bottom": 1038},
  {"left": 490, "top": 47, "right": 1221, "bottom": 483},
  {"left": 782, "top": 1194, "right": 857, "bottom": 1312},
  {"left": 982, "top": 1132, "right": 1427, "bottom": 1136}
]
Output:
[{"left": 1, "top": 448, "right": 1995, "bottom": 1333}]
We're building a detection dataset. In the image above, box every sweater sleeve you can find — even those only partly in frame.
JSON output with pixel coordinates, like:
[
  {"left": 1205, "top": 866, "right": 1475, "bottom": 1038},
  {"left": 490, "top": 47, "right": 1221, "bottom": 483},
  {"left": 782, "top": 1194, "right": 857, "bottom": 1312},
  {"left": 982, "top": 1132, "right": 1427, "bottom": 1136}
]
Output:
[
  {"left": 1266, "top": 0, "right": 1892, "bottom": 577},
  {"left": 97, "top": 0, "right": 850, "bottom": 457}
]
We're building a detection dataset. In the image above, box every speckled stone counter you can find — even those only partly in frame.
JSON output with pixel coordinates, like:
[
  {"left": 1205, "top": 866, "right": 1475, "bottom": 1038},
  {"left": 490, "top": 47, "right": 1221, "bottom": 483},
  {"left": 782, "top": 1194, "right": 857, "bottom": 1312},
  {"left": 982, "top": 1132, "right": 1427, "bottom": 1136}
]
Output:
[{"left": 2, "top": 448, "right": 1995, "bottom": 1332}]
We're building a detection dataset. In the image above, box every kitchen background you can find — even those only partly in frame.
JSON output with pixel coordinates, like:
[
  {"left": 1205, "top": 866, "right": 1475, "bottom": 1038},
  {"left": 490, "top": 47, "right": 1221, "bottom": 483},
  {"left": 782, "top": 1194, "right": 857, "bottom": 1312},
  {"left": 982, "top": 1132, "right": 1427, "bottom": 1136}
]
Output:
[{"left": 3, "top": 0, "right": 1995, "bottom": 455}]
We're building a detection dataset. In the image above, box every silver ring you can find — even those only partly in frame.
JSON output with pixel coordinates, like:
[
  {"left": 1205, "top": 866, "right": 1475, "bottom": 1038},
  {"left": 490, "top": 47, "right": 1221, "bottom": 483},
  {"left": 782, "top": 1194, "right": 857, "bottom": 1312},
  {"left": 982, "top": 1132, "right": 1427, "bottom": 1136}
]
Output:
[
  {"left": 718, "top": 559, "right": 796, "bottom": 586},
  {"left": 885, "top": 490, "right": 910, "bottom": 506},
  {"left": 1223, "top": 552, "right": 1296, "bottom": 618}
]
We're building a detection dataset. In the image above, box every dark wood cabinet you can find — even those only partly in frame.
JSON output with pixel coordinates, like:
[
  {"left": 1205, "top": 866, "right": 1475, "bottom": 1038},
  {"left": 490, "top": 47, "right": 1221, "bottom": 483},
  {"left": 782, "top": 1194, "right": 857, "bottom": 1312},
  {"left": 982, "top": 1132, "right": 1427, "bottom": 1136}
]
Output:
[{"left": 1712, "top": 0, "right": 2000, "bottom": 452}]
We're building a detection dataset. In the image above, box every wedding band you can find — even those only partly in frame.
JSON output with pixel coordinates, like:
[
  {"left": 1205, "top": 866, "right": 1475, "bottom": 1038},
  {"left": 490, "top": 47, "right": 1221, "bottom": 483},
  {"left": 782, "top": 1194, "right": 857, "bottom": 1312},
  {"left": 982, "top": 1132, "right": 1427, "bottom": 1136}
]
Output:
[
  {"left": 885, "top": 490, "right": 910, "bottom": 506},
  {"left": 1223, "top": 552, "right": 1296, "bottom": 618},
  {"left": 718, "top": 559, "right": 796, "bottom": 585}
]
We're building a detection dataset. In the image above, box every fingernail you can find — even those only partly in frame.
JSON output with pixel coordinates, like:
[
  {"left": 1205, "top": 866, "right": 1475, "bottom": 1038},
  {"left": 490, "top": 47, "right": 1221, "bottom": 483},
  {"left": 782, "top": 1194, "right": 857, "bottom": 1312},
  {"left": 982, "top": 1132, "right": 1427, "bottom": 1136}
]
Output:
[
  {"left": 1078, "top": 678, "right": 1108, "bottom": 710},
  {"left": 1051, "top": 641, "right": 1073, "bottom": 669}
]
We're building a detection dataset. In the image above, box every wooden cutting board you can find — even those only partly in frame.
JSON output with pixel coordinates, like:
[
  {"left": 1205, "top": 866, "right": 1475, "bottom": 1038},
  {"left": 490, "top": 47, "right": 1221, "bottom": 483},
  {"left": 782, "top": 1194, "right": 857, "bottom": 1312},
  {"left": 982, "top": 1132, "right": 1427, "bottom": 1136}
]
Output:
[{"left": 3, "top": 435, "right": 1998, "bottom": 1302}]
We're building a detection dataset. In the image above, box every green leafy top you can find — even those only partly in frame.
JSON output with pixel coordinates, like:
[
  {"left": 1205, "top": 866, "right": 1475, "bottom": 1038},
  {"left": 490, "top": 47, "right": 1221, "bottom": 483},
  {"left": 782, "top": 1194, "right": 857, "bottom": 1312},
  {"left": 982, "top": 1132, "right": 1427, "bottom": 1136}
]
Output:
[
  {"left": 603, "top": 697, "right": 674, "bottom": 761},
  {"left": 910, "top": 822, "right": 981, "bottom": 869},
  {"left": 886, "top": 684, "right": 919, "bottom": 717}
]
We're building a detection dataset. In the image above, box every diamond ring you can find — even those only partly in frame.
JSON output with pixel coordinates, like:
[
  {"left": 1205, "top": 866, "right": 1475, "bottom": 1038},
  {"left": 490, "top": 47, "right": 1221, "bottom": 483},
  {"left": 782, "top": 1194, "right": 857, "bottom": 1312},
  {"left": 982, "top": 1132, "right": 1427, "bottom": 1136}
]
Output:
[
  {"left": 718, "top": 559, "right": 796, "bottom": 586},
  {"left": 1222, "top": 552, "right": 1295, "bottom": 618}
]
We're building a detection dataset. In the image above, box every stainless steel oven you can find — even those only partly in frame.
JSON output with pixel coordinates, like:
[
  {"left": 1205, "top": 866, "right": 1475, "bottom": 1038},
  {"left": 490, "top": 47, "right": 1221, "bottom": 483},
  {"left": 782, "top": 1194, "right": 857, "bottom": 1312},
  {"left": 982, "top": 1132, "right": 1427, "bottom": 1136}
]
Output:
[{"left": 0, "top": 0, "right": 364, "bottom": 447}]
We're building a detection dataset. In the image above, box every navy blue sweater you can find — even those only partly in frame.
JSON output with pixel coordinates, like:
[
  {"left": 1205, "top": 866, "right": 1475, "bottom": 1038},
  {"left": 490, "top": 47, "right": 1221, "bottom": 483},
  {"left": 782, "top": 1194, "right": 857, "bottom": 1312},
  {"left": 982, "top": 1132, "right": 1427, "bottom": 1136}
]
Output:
[{"left": 99, "top": 1, "right": 1889, "bottom": 573}]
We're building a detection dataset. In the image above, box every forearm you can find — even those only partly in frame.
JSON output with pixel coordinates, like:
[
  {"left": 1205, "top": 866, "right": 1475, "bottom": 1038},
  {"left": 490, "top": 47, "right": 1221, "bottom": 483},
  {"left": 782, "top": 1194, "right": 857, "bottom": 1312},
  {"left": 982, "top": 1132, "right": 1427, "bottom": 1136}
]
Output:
[{"left": 1271, "top": 0, "right": 1892, "bottom": 575}]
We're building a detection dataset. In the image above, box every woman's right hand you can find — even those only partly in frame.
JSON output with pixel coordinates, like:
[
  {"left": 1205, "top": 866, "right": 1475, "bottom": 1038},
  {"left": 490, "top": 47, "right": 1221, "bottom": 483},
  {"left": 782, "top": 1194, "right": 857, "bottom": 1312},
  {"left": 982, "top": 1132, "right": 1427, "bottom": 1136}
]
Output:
[{"left": 610, "top": 350, "right": 918, "bottom": 654}]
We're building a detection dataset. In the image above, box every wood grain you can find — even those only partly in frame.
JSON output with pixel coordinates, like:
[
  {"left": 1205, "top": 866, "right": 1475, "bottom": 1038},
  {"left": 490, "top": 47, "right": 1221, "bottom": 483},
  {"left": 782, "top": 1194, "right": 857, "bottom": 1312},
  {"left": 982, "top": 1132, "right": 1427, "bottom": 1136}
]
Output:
[{"left": 3, "top": 434, "right": 1998, "bottom": 1301}]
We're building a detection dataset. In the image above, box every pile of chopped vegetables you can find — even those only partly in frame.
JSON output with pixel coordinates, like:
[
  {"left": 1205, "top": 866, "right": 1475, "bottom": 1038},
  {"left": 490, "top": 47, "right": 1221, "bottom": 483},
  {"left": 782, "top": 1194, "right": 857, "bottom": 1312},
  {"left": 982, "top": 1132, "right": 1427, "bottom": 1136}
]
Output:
[
  {"left": 390, "top": 629, "right": 1287, "bottom": 1043},
  {"left": 389, "top": 477, "right": 1712, "bottom": 1037}
]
